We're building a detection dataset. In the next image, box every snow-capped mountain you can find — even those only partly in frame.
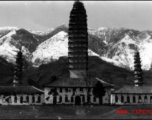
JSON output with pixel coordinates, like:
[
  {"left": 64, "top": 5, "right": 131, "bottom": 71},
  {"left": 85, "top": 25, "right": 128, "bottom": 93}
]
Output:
[
  {"left": 32, "top": 31, "right": 101, "bottom": 67},
  {"left": 32, "top": 31, "right": 69, "bottom": 66},
  {"left": 0, "top": 27, "right": 39, "bottom": 63},
  {"left": 0, "top": 25, "right": 66, "bottom": 64},
  {"left": 88, "top": 27, "right": 152, "bottom": 71},
  {"left": 1, "top": 25, "right": 152, "bottom": 72}
]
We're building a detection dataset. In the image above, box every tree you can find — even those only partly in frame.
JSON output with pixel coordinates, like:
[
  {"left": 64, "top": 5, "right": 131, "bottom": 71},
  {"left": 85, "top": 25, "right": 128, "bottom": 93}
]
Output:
[
  {"left": 134, "top": 51, "right": 143, "bottom": 86},
  {"left": 93, "top": 81, "right": 106, "bottom": 105},
  {"left": 50, "top": 75, "right": 58, "bottom": 83},
  {"left": 13, "top": 48, "right": 23, "bottom": 85}
]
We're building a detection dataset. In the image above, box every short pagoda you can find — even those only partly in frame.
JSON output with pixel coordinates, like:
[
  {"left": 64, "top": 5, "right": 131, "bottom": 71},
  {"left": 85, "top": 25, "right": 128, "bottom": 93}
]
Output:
[
  {"left": 13, "top": 48, "right": 23, "bottom": 86},
  {"left": 134, "top": 51, "right": 143, "bottom": 86}
]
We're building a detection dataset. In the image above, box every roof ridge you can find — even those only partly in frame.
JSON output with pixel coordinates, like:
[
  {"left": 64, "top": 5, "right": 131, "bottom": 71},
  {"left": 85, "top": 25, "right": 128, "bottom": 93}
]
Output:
[
  {"left": 96, "top": 77, "right": 114, "bottom": 86},
  {"left": 32, "top": 86, "right": 44, "bottom": 93}
]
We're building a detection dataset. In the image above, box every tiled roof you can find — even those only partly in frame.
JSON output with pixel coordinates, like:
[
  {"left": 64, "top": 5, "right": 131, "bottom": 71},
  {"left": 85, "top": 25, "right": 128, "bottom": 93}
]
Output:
[
  {"left": 0, "top": 85, "right": 44, "bottom": 94},
  {"left": 43, "top": 77, "right": 114, "bottom": 87},
  {"left": 113, "top": 85, "right": 152, "bottom": 93}
]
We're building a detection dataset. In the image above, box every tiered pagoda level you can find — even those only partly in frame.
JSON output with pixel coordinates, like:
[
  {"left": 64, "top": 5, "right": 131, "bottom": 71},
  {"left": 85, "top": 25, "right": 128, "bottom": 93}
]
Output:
[
  {"left": 134, "top": 51, "right": 143, "bottom": 86},
  {"left": 68, "top": 1, "right": 88, "bottom": 78}
]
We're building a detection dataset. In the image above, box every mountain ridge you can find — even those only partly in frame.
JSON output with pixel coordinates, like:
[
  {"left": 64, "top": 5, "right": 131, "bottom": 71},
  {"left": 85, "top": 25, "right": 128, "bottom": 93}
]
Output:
[
  {"left": 0, "top": 25, "right": 151, "bottom": 87},
  {"left": 1, "top": 25, "right": 152, "bottom": 71}
]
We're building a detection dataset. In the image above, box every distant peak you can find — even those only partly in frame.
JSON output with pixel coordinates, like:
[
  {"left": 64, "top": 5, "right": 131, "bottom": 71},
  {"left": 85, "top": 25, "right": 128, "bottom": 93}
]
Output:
[
  {"left": 98, "top": 27, "right": 107, "bottom": 31},
  {"left": 0, "top": 26, "right": 19, "bottom": 31},
  {"left": 50, "top": 24, "right": 68, "bottom": 34},
  {"left": 57, "top": 24, "right": 68, "bottom": 29}
]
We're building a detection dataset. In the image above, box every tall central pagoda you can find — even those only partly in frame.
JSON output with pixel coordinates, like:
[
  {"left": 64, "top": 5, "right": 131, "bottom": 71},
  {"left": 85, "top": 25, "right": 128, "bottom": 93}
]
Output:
[{"left": 68, "top": 0, "right": 88, "bottom": 78}]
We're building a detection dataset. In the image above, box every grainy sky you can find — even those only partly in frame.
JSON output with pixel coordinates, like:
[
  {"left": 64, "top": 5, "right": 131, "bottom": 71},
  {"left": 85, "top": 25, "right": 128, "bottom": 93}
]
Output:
[{"left": 0, "top": 1, "right": 152, "bottom": 31}]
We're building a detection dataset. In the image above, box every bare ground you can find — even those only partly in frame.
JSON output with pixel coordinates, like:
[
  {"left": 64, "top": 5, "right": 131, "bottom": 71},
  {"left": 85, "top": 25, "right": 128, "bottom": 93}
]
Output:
[{"left": 0, "top": 105, "right": 152, "bottom": 119}]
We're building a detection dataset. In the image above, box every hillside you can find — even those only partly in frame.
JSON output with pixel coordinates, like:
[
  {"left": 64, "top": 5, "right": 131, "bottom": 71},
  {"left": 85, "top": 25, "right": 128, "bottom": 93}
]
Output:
[
  {"left": 0, "top": 55, "right": 135, "bottom": 88},
  {"left": 0, "top": 57, "right": 14, "bottom": 85},
  {"left": 0, "top": 52, "right": 151, "bottom": 89},
  {"left": 26, "top": 56, "right": 135, "bottom": 88}
]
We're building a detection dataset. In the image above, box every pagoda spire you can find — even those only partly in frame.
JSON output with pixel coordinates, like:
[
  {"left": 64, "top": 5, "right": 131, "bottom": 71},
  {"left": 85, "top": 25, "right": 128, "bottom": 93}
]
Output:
[{"left": 134, "top": 51, "right": 143, "bottom": 86}]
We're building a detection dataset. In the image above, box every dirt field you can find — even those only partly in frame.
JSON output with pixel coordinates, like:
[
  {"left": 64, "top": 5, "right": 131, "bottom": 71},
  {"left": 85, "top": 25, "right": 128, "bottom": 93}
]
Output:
[{"left": 0, "top": 105, "right": 152, "bottom": 119}]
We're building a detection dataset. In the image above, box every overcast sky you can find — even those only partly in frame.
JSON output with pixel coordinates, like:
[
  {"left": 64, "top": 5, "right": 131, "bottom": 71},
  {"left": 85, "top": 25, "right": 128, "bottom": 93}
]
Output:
[{"left": 0, "top": 1, "right": 152, "bottom": 31}]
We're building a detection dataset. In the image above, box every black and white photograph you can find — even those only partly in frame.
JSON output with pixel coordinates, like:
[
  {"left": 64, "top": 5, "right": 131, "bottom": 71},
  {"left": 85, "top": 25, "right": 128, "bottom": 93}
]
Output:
[{"left": 0, "top": 0, "right": 152, "bottom": 119}]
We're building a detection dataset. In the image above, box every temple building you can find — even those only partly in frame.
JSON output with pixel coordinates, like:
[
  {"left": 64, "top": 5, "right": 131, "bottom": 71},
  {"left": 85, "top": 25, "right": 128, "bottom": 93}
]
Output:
[
  {"left": 0, "top": 86, "right": 44, "bottom": 105},
  {"left": 0, "top": 48, "right": 44, "bottom": 105},
  {"left": 44, "top": 77, "right": 113, "bottom": 105},
  {"left": 111, "top": 51, "right": 152, "bottom": 105},
  {"left": 43, "top": 0, "right": 114, "bottom": 105}
]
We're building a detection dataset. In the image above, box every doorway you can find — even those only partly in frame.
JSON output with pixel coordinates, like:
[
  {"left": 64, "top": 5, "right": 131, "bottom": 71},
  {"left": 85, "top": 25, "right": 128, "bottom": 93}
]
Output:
[{"left": 75, "top": 96, "right": 81, "bottom": 105}]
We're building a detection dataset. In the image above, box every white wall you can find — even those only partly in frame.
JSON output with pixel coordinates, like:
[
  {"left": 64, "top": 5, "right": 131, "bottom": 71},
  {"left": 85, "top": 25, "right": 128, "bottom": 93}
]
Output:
[
  {"left": 44, "top": 87, "right": 112, "bottom": 105},
  {"left": 111, "top": 93, "right": 152, "bottom": 105},
  {"left": 0, "top": 94, "right": 44, "bottom": 105}
]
